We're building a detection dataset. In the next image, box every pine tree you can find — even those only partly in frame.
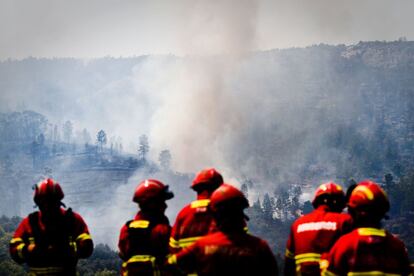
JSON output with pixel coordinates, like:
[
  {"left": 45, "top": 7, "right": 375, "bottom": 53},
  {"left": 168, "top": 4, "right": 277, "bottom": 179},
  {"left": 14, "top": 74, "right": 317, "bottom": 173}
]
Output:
[
  {"left": 97, "top": 130, "right": 107, "bottom": 153},
  {"left": 138, "top": 135, "right": 150, "bottom": 162}
]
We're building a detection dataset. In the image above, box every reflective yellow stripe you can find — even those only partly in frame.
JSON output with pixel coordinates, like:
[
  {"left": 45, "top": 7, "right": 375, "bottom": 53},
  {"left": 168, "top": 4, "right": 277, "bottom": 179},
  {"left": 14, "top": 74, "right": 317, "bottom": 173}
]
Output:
[
  {"left": 10, "top": 237, "right": 23, "bottom": 244},
  {"left": 129, "top": 220, "right": 150, "bottom": 228},
  {"left": 28, "top": 237, "right": 35, "bottom": 244},
  {"left": 167, "top": 254, "right": 177, "bottom": 265},
  {"left": 17, "top": 243, "right": 25, "bottom": 260},
  {"left": 169, "top": 237, "right": 180, "bottom": 248},
  {"left": 29, "top": 267, "right": 65, "bottom": 274},
  {"left": 296, "top": 257, "right": 322, "bottom": 264},
  {"left": 191, "top": 199, "right": 210, "bottom": 208},
  {"left": 243, "top": 226, "right": 249, "bottom": 233},
  {"left": 179, "top": 236, "right": 201, "bottom": 243},
  {"left": 123, "top": 255, "right": 160, "bottom": 276},
  {"left": 320, "top": 259, "right": 329, "bottom": 270},
  {"left": 76, "top": 233, "right": 92, "bottom": 242},
  {"left": 127, "top": 255, "right": 156, "bottom": 263},
  {"left": 295, "top": 253, "right": 321, "bottom": 264},
  {"left": 357, "top": 228, "right": 386, "bottom": 237},
  {"left": 68, "top": 236, "right": 77, "bottom": 254},
  {"left": 170, "top": 236, "right": 201, "bottom": 248},
  {"left": 122, "top": 255, "right": 156, "bottom": 267},
  {"left": 353, "top": 186, "right": 374, "bottom": 200},
  {"left": 170, "top": 236, "right": 202, "bottom": 249},
  {"left": 178, "top": 236, "right": 201, "bottom": 248},
  {"left": 322, "top": 269, "right": 339, "bottom": 276},
  {"left": 348, "top": 272, "right": 400, "bottom": 276},
  {"left": 285, "top": 248, "right": 295, "bottom": 259}
]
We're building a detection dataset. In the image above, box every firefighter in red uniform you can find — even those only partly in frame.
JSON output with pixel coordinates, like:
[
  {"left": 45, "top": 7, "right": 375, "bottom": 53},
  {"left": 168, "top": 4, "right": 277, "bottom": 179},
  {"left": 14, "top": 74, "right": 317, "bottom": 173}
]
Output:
[
  {"left": 285, "top": 182, "right": 353, "bottom": 276},
  {"left": 9, "top": 178, "right": 93, "bottom": 275},
  {"left": 322, "top": 180, "right": 412, "bottom": 275},
  {"left": 118, "top": 179, "right": 174, "bottom": 276},
  {"left": 169, "top": 168, "right": 223, "bottom": 254},
  {"left": 167, "top": 183, "right": 279, "bottom": 276}
]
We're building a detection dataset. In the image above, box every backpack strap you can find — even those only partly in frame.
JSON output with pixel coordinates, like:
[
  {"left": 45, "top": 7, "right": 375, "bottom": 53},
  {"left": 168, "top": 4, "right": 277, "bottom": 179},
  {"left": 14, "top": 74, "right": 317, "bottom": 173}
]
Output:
[
  {"left": 28, "top": 211, "right": 46, "bottom": 246},
  {"left": 64, "top": 208, "right": 75, "bottom": 235}
]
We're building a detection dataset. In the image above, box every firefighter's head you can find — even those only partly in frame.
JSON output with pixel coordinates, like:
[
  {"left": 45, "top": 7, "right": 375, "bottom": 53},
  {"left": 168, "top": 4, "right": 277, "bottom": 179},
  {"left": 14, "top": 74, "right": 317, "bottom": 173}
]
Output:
[
  {"left": 210, "top": 183, "right": 249, "bottom": 231},
  {"left": 191, "top": 168, "right": 223, "bottom": 195},
  {"left": 347, "top": 180, "right": 390, "bottom": 225},
  {"left": 312, "top": 182, "right": 346, "bottom": 213},
  {"left": 33, "top": 178, "right": 65, "bottom": 214},
  {"left": 133, "top": 179, "right": 174, "bottom": 214}
]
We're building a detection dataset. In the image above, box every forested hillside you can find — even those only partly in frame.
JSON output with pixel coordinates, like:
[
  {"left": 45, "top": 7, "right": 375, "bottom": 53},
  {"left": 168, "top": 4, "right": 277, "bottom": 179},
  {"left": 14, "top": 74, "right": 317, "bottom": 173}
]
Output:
[{"left": 1, "top": 41, "right": 414, "bottom": 273}]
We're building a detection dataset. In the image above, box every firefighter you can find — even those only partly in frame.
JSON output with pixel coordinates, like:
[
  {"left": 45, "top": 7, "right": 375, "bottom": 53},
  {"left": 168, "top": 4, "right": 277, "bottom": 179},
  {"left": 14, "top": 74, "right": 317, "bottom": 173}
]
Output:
[
  {"left": 284, "top": 182, "right": 353, "bottom": 276},
  {"left": 167, "top": 183, "right": 279, "bottom": 275},
  {"left": 169, "top": 168, "right": 223, "bottom": 254},
  {"left": 322, "top": 180, "right": 412, "bottom": 275},
  {"left": 9, "top": 178, "right": 93, "bottom": 275},
  {"left": 118, "top": 179, "right": 174, "bottom": 276}
]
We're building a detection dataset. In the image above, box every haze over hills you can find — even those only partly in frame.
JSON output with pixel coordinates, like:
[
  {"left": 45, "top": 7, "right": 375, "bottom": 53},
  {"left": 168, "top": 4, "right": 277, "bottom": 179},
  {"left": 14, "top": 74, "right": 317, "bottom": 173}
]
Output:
[{"left": 1, "top": 40, "right": 414, "bottom": 247}]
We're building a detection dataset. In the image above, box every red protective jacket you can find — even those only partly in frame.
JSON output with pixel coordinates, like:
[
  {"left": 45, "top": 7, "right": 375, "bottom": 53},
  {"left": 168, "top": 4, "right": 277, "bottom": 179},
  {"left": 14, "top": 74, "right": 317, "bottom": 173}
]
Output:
[
  {"left": 285, "top": 205, "right": 353, "bottom": 275},
  {"left": 118, "top": 211, "right": 171, "bottom": 276},
  {"left": 9, "top": 208, "right": 93, "bottom": 275},
  {"left": 168, "top": 230, "right": 279, "bottom": 276},
  {"left": 322, "top": 227, "right": 412, "bottom": 276},
  {"left": 169, "top": 197, "right": 216, "bottom": 253}
]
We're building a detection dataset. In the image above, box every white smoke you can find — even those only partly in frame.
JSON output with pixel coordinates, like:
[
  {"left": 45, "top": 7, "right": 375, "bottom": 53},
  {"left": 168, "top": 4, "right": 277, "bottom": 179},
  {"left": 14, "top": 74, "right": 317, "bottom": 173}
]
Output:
[{"left": 134, "top": 0, "right": 259, "bottom": 176}]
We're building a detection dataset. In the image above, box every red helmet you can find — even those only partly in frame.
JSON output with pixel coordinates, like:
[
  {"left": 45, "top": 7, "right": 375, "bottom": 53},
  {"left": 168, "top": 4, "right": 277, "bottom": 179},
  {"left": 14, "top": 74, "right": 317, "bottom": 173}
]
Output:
[
  {"left": 34, "top": 178, "right": 64, "bottom": 205},
  {"left": 312, "top": 182, "right": 345, "bottom": 210},
  {"left": 348, "top": 180, "right": 390, "bottom": 217},
  {"left": 210, "top": 183, "right": 249, "bottom": 212},
  {"left": 191, "top": 168, "right": 223, "bottom": 191},
  {"left": 133, "top": 179, "right": 174, "bottom": 204}
]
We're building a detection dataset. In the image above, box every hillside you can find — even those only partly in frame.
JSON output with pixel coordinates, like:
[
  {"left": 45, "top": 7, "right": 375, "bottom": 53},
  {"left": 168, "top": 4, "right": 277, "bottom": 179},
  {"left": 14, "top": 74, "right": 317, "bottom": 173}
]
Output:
[{"left": 1, "top": 40, "right": 414, "bottom": 250}]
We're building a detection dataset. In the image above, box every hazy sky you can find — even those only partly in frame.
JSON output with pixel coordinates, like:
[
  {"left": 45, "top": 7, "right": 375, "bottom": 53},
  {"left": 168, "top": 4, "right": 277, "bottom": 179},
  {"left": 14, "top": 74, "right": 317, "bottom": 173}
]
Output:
[{"left": 1, "top": 0, "right": 413, "bottom": 59}]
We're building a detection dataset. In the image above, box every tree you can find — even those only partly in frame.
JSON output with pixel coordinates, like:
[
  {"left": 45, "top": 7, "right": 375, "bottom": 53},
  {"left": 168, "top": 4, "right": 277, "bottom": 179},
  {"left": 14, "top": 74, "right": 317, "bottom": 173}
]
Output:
[
  {"left": 21, "top": 111, "right": 48, "bottom": 142},
  {"left": 274, "top": 196, "right": 283, "bottom": 220},
  {"left": 138, "top": 135, "right": 149, "bottom": 162},
  {"left": 0, "top": 216, "right": 26, "bottom": 275},
  {"left": 63, "top": 120, "right": 73, "bottom": 144},
  {"left": 30, "top": 140, "right": 39, "bottom": 169},
  {"left": 77, "top": 243, "right": 121, "bottom": 275},
  {"left": 115, "top": 136, "right": 123, "bottom": 154},
  {"left": 159, "top": 150, "right": 172, "bottom": 171},
  {"left": 274, "top": 189, "right": 290, "bottom": 220},
  {"left": 262, "top": 193, "right": 274, "bottom": 220},
  {"left": 0, "top": 111, "right": 47, "bottom": 142},
  {"left": 97, "top": 130, "right": 107, "bottom": 153},
  {"left": 81, "top": 128, "right": 91, "bottom": 145},
  {"left": 53, "top": 124, "right": 60, "bottom": 142},
  {"left": 289, "top": 185, "right": 302, "bottom": 218},
  {"left": 52, "top": 144, "right": 57, "bottom": 155},
  {"left": 37, "top": 133, "right": 45, "bottom": 145}
]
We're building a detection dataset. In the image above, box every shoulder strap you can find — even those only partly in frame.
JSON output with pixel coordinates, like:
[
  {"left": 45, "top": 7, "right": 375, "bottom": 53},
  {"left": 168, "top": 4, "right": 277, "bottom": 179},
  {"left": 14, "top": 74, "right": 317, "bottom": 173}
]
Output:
[
  {"left": 28, "top": 211, "right": 45, "bottom": 245},
  {"left": 64, "top": 208, "right": 75, "bottom": 235},
  {"left": 28, "top": 211, "right": 39, "bottom": 232}
]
